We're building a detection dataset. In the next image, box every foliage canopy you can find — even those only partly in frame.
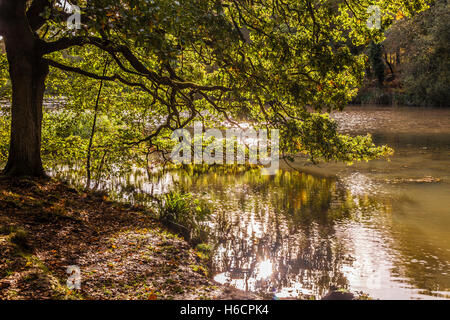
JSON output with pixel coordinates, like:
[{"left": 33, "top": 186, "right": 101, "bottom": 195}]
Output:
[{"left": 0, "top": 0, "right": 432, "bottom": 176}]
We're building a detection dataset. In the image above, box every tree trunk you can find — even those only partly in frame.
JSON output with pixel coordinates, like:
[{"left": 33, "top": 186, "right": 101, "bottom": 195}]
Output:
[
  {"left": 3, "top": 48, "right": 48, "bottom": 177},
  {"left": 0, "top": 0, "right": 48, "bottom": 177}
]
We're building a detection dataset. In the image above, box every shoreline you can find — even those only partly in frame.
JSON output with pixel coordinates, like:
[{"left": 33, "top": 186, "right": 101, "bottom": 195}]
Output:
[
  {"left": 0, "top": 176, "right": 373, "bottom": 300},
  {"left": 0, "top": 177, "right": 259, "bottom": 300}
]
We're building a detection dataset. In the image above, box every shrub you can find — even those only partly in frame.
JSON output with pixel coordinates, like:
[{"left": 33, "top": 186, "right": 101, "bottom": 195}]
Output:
[{"left": 158, "top": 192, "right": 211, "bottom": 244}]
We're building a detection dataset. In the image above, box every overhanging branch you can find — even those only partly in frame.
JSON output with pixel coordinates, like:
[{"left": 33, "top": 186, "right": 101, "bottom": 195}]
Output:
[{"left": 42, "top": 36, "right": 231, "bottom": 92}]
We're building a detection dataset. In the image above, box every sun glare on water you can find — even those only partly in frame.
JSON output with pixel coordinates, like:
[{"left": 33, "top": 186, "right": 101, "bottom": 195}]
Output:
[{"left": 258, "top": 260, "right": 273, "bottom": 280}]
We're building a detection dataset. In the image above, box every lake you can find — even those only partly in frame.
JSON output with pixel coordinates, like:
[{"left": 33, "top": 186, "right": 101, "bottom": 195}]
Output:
[{"left": 53, "top": 105, "right": 450, "bottom": 300}]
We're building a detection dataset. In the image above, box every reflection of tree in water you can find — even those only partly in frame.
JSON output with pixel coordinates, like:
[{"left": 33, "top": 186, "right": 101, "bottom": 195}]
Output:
[
  {"left": 52, "top": 162, "right": 450, "bottom": 298},
  {"left": 179, "top": 170, "right": 365, "bottom": 297},
  {"left": 86, "top": 167, "right": 389, "bottom": 297}
]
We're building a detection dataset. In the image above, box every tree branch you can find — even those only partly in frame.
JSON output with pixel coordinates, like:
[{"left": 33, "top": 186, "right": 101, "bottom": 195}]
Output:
[
  {"left": 43, "top": 36, "right": 231, "bottom": 92},
  {"left": 27, "top": 0, "right": 53, "bottom": 31}
]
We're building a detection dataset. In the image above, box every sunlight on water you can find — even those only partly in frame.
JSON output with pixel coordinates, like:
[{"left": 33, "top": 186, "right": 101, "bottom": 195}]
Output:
[
  {"left": 258, "top": 260, "right": 273, "bottom": 280},
  {"left": 50, "top": 106, "right": 450, "bottom": 300}
]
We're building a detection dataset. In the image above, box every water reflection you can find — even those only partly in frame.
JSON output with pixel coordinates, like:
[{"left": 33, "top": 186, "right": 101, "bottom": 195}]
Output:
[
  {"left": 171, "top": 170, "right": 380, "bottom": 299},
  {"left": 50, "top": 106, "right": 450, "bottom": 300},
  {"left": 52, "top": 163, "right": 450, "bottom": 299}
]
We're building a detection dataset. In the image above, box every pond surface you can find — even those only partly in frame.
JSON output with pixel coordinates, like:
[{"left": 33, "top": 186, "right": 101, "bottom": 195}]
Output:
[{"left": 54, "top": 106, "right": 450, "bottom": 300}]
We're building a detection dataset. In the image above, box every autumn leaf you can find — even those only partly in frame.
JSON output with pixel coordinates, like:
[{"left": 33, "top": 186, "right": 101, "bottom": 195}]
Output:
[
  {"left": 148, "top": 292, "right": 157, "bottom": 300},
  {"left": 396, "top": 11, "right": 405, "bottom": 20}
]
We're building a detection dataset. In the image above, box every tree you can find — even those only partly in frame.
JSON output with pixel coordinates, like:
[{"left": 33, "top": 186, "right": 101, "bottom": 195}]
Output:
[
  {"left": 368, "top": 41, "right": 385, "bottom": 87},
  {"left": 384, "top": 0, "right": 450, "bottom": 106},
  {"left": 0, "top": 0, "right": 430, "bottom": 176}
]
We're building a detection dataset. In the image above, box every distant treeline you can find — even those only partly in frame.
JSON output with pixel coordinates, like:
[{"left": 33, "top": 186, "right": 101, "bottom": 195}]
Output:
[{"left": 355, "top": 0, "right": 449, "bottom": 107}]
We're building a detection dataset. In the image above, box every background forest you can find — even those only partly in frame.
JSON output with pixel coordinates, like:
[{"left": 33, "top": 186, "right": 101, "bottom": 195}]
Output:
[{"left": 356, "top": 0, "right": 450, "bottom": 106}]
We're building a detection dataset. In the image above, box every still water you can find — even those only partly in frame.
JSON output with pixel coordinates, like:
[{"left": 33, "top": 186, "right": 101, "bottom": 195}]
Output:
[{"left": 54, "top": 106, "right": 450, "bottom": 300}]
